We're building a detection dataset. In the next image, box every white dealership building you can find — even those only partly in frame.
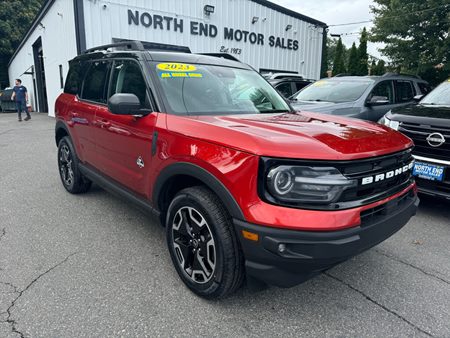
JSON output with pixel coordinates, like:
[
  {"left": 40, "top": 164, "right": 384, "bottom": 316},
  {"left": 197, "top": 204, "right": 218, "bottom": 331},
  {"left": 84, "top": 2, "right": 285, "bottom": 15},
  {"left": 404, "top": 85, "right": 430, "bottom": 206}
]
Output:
[{"left": 8, "top": 0, "right": 327, "bottom": 116}]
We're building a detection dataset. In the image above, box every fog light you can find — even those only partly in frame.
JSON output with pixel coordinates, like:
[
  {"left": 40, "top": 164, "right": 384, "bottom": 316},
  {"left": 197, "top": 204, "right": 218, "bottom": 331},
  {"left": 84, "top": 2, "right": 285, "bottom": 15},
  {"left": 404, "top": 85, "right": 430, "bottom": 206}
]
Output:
[{"left": 278, "top": 243, "right": 286, "bottom": 253}]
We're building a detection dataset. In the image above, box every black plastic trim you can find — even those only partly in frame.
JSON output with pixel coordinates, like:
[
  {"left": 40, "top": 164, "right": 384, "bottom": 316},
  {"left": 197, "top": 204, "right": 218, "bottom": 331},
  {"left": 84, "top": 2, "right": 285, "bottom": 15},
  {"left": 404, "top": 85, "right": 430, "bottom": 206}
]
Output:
[
  {"left": 78, "top": 163, "right": 159, "bottom": 217},
  {"left": 234, "top": 191, "right": 419, "bottom": 288},
  {"left": 55, "top": 120, "right": 71, "bottom": 146},
  {"left": 153, "top": 162, "right": 244, "bottom": 220}
]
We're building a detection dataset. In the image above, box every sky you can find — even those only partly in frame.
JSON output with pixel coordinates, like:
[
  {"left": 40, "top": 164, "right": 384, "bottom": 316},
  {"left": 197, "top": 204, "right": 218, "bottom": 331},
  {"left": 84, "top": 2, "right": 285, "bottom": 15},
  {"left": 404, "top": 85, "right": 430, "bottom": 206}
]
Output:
[{"left": 276, "top": 0, "right": 384, "bottom": 60}]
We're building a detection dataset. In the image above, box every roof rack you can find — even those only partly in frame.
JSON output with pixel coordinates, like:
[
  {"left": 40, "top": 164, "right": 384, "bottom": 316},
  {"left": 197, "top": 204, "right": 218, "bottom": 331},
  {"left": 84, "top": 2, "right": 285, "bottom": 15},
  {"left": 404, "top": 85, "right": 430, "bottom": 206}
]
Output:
[
  {"left": 83, "top": 40, "right": 192, "bottom": 54},
  {"left": 382, "top": 72, "right": 422, "bottom": 79},
  {"left": 199, "top": 53, "right": 241, "bottom": 62}
]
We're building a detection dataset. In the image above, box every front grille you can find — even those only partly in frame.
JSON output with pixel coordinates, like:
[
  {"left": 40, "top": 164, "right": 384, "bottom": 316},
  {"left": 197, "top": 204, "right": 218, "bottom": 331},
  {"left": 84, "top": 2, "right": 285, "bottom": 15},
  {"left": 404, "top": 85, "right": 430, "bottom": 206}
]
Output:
[
  {"left": 336, "top": 148, "right": 414, "bottom": 207},
  {"left": 398, "top": 122, "right": 450, "bottom": 161}
]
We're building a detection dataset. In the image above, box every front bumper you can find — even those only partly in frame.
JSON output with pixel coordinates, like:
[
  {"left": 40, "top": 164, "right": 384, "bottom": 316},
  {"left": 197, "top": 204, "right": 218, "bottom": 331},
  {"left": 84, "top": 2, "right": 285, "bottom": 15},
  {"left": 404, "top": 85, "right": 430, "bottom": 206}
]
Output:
[{"left": 234, "top": 189, "right": 419, "bottom": 288}]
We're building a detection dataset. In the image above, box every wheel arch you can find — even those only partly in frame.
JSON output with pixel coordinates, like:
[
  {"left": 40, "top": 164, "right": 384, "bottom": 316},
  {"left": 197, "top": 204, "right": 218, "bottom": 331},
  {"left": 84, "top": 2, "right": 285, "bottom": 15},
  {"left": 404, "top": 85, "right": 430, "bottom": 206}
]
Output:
[
  {"left": 153, "top": 162, "right": 245, "bottom": 223},
  {"left": 55, "top": 120, "right": 71, "bottom": 146}
]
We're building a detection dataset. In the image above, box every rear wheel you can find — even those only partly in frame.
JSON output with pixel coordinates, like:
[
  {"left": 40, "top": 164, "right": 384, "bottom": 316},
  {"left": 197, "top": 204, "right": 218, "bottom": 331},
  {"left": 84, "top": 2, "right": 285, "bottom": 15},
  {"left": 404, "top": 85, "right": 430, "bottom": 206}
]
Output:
[
  {"left": 166, "top": 186, "right": 244, "bottom": 299},
  {"left": 57, "top": 136, "right": 91, "bottom": 194}
]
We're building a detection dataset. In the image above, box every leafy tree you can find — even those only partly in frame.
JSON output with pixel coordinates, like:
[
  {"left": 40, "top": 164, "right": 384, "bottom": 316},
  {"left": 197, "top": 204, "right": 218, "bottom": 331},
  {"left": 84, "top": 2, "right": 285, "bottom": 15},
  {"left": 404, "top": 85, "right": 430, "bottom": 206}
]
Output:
[
  {"left": 370, "top": 0, "right": 450, "bottom": 76},
  {"left": 347, "top": 43, "right": 360, "bottom": 75},
  {"left": 332, "top": 37, "right": 347, "bottom": 76},
  {"left": 326, "top": 37, "right": 349, "bottom": 75},
  {"left": 373, "top": 60, "right": 386, "bottom": 75},
  {"left": 0, "top": 0, "right": 45, "bottom": 88},
  {"left": 357, "top": 27, "right": 369, "bottom": 75},
  {"left": 370, "top": 59, "right": 377, "bottom": 75}
]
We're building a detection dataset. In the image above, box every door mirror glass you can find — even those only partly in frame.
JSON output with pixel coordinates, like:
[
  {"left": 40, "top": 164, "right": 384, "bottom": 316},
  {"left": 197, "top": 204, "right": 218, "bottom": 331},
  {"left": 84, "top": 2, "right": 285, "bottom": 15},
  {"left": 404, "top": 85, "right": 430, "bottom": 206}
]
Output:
[{"left": 108, "top": 93, "right": 141, "bottom": 115}]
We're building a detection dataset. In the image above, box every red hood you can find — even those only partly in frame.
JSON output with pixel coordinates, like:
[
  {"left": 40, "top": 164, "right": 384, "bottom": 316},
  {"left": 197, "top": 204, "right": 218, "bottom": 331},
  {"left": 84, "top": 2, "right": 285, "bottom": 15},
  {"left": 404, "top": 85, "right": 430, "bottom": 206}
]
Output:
[{"left": 166, "top": 112, "right": 413, "bottom": 160}]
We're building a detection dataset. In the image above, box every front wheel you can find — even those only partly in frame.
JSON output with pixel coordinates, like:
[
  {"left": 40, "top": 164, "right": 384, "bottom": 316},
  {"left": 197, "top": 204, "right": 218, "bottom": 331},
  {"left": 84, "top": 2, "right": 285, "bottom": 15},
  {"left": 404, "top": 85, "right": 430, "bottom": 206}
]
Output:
[{"left": 166, "top": 186, "right": 244, "bottom": 299}]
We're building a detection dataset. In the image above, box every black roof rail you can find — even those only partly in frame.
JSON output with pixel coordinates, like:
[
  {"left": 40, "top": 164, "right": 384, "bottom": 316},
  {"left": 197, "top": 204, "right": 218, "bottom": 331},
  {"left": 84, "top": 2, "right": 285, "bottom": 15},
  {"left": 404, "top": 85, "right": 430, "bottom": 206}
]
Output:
[
  {"left": 199, "top": 53, "right": 241, "bottom": 62},
  {"left": 83, "top": 41, "right": 145, "bottom": 54},
  {"left": 333, "top": 73, "right": 352, "bottom": 77},
  {"left": 83, "top": 40, "right": 192, "bottom": 54}
]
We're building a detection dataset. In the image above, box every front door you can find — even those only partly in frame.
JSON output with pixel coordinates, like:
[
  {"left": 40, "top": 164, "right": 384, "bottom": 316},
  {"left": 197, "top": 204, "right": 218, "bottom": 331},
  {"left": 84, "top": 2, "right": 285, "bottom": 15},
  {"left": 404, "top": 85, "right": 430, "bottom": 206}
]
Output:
[{"left": 94, "top": 59, "right": 156, "bottom": 197}]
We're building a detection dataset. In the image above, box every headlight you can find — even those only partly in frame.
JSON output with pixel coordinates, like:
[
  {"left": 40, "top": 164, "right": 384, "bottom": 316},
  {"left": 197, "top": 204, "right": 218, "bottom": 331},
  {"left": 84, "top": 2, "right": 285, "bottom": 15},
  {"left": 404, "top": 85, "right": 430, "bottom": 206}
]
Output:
[
  {"left": 266, "top": 165, "right": 356, "bottom": 204},
  {"left": 379, "top": 113, "right": 399, "bottom": 130}
]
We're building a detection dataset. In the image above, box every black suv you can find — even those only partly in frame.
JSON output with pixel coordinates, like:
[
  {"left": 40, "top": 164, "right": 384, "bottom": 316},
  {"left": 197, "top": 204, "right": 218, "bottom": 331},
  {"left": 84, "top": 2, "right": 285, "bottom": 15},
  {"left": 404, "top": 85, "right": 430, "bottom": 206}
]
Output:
[
  {"left": 381, "top": 79, "right": 450, "bottom": 200},
  {"left": 290, "top": 74, "right": 431, "bottom": 122}
]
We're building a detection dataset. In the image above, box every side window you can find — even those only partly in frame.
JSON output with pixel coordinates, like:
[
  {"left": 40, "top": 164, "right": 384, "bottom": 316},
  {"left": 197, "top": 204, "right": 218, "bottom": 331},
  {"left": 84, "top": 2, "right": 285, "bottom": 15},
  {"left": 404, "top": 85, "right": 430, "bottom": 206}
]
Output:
[
  {"left": 418, "top": 82, "right": 432, "bottom": 95},
  {"left": 109, "top": 60, "right": 147, "bottom": 106},
  {"left": 276, "top": 82, "right": 292, "bottom": 98},
  {"left": 64, "top": 61, "right": 85, "bottom": 95},
  {"left": 81, "top": 61, "right": 110, "bottom": 103},
  {"left": 395, "top": 80, "right": 414, "bottom": 103},
  {"left": 295, "top": 81, "right": 308, "bottom": 92},
  {"left": 370, "top": 81, "right": 394, "bottom": 104}
]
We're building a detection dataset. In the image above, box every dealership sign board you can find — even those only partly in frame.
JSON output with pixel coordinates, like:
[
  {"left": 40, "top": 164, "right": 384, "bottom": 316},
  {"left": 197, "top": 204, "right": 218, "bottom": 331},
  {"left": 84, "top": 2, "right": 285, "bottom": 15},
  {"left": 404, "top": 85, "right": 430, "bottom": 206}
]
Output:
[{"left": 128, "top": 10, "right": 300, "bottom": 51}]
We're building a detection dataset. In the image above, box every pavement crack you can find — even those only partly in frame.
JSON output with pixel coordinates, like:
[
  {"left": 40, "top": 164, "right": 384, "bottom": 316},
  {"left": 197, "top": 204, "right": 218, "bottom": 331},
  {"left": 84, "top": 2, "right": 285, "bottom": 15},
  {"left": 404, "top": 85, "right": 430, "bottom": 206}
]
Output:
[
  {"left": 324, "top": 271, "right": 433, "bottom": 337},
  {"left": 375, "top": 249, "right": 450, "bottom": 286},
  {"left": 5, "top": 253, "right": 76, "bottom": 338},
  {"left": 0, "top": 228, "right": 5, "bottom": 241}
]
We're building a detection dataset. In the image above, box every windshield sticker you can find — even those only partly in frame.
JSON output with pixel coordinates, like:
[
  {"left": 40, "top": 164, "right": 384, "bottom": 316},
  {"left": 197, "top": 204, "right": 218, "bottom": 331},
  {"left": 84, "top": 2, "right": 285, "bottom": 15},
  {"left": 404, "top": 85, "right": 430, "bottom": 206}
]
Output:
[
  {"left": 159, "top": 72, "right": 203, "bottom": 78},
  {"left": 157, "top": 63, "right": 197, "bottom": 72},
  {"left": 312, "top": 80, "right": 327, "bottom": 87}
]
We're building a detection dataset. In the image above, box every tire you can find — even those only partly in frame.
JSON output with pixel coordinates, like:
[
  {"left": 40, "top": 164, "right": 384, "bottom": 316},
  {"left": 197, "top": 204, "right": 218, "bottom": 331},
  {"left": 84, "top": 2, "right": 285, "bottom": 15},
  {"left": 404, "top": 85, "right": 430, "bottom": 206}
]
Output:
[
  {"left": 166, "top": 186, "right": 245, "bottom": 299},
  {"left": 57, "top": 136, "right": 92, "bottom": 194}
]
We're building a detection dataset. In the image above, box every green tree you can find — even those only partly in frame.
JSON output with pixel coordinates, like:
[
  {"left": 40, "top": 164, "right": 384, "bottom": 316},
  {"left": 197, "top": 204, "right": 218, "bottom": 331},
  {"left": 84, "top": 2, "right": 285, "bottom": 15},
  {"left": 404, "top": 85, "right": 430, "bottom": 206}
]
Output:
[
  {"left": 374, "top": 60, "right": 386, "bottom": 75},
  {"left": 357, "top": 27, "right": 369, "bottom": 75},
  {"left": 347, "top": 43, "right": 359, "bottom": 75},
  {"left": 326, "top": 38, "right": 349, "bottom": 73},
  {"left": 370, "top": 59, "right": 377, "bottom": 75},
  {"left": 370, "top": 0, "right": 450, "bottom": 77},
  {"left": 0, "top": 0, "right": 45, "bottom": 88},
  {"left": 332, "top": 37, "right": 347, "bottom": 76}
]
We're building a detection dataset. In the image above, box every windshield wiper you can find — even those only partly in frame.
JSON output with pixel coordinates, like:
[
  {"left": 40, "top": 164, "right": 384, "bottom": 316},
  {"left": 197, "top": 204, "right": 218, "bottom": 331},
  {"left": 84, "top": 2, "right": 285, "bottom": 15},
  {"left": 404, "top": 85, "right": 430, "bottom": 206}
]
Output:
[{"left": 260, "top": 109, "right": 291, "bottom": 114}]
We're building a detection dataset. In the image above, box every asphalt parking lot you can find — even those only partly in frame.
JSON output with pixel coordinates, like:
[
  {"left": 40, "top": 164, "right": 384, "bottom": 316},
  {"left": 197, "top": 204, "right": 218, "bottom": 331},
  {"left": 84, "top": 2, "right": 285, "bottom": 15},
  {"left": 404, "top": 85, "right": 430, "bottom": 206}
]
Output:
[{"left": 0, "top": 113, "right": 449, "bottom": 337}]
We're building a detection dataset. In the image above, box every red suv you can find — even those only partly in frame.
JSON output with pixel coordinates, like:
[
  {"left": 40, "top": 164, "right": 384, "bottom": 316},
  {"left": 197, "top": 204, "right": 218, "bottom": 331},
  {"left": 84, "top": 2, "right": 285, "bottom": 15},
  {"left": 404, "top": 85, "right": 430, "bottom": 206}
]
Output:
[{"left": 55, "top": 41, "right": 419, "bottom": 298}]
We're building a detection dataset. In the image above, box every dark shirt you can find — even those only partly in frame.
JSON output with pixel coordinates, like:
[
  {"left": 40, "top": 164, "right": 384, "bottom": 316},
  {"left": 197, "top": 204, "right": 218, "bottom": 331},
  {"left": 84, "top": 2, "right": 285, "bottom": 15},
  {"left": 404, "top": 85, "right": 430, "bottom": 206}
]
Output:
[{"left": 13, "top": 85, "right": 27, "bottom": 102}]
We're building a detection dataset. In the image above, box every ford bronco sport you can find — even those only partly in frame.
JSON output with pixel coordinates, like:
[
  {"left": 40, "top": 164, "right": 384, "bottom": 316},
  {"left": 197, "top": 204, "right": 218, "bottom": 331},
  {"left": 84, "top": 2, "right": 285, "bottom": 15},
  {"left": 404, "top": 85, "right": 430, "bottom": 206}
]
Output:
[{"left": 55, "top": 41, "right": 419, "bottom": 299}]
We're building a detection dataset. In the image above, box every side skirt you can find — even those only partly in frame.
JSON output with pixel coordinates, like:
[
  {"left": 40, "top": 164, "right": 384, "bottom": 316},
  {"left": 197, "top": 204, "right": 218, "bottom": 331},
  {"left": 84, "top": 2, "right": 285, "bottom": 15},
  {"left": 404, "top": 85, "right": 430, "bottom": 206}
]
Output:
[{"left": 78, "top": 163, "right": 161, "bottom": 221}]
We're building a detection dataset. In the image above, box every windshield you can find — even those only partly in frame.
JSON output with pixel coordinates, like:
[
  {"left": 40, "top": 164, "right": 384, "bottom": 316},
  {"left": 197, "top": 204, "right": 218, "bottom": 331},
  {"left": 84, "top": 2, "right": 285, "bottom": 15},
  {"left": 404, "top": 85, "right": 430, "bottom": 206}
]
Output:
[
  {"left": 292, "top": 79, "right": 373, "bottom": 103},
  {"left": 421, "top": 80, "right": 450, "bottom": 106},
  {"left": 154, "top": 63, "right": 291, "bottom": 115}
]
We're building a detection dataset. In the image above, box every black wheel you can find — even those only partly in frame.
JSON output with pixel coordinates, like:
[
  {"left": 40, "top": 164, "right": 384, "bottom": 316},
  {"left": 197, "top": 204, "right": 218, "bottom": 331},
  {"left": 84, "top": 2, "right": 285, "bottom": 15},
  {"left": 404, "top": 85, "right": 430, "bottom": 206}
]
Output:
[
  {"left": 57, "top": 136, "right": 91, "bottom": 194},
  {"left": 166, "top": 186, "right": 245, "bottom": 299}
]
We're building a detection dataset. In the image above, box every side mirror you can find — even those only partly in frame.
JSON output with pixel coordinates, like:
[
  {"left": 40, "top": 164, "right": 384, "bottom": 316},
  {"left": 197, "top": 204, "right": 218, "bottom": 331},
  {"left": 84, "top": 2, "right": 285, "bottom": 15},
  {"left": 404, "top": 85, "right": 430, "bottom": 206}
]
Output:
[
  {"left": 413, "top": 94, "right": 424, "bottom": 102},
  {"left": 108, "top": 93, "right": 141, "bottom": 115},
  {"left": 367, "top": 95, "right": 390, "bottom": 106}
]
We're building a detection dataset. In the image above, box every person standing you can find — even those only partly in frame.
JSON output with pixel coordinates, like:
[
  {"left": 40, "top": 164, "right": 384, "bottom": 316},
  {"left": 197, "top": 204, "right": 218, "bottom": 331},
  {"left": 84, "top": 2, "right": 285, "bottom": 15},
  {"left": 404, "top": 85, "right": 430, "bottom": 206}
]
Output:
[{"left": 11, "top": 79, "right": 31, "bottom": 122}]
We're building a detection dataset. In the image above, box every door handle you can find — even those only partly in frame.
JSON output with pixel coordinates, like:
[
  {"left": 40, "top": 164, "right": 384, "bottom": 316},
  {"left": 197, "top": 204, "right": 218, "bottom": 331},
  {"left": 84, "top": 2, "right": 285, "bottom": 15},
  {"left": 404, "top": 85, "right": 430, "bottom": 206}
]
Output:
[{"left": 96, "top": 119, "right": 111, "bottom": 128}]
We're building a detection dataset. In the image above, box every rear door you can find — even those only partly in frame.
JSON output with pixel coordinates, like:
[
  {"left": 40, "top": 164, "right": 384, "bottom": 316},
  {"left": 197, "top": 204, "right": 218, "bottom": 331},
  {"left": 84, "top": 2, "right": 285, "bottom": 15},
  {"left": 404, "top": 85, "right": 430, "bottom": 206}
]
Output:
[
  {"left": 69, "top": 60, "right": 110, "bottom": 166},
  {"left": 94, "top": 59, "right": 157, "bottom": 196},
  {"left": 394, "top": 80, "right": 416, "bottom": 105}
]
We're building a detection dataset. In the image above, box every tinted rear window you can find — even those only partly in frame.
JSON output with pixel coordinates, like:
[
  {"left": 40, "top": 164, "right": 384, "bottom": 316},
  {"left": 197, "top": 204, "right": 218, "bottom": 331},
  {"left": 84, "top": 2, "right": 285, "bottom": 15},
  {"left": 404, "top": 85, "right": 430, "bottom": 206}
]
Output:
[
  {"left": 64, "top": 61, "right": 85, "bottom": 95},
  {"left": 81, "top": 61, "right": 110, "bottom": 103}
]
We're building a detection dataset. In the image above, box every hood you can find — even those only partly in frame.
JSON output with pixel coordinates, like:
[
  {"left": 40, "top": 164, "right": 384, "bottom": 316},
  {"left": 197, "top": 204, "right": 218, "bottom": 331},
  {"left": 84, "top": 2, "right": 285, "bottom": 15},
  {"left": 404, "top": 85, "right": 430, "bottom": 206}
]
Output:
[
  {"left": 290, "top": 100, "right": 361, "bottom": 116},
  {"left": 390, "top": 104, "right": 450, "bottom": 122},
  {"left": 166, "top": 112, "right": 413, "bottom": 160}
]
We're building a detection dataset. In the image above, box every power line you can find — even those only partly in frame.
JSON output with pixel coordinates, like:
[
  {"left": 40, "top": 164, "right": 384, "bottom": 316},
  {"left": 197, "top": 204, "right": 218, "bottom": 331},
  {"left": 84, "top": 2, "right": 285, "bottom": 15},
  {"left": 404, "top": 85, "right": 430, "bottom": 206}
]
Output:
[{"left": 328, "top": 3, "right": 450, "bottom": 27}]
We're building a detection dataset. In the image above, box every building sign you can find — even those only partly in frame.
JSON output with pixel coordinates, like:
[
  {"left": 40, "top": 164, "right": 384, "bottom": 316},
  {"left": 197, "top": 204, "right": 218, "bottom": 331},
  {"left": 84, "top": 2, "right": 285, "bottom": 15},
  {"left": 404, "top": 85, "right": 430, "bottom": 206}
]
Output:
[{"left": 128, "top": 10, "right": 299, "bottom": 51}]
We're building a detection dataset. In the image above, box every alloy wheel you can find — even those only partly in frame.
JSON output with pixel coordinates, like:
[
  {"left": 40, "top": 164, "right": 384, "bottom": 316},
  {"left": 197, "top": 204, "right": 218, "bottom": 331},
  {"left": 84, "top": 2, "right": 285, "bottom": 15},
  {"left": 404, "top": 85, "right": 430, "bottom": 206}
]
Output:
[{"left": 172, "top": 207, "right": 216, "bottom": 284}]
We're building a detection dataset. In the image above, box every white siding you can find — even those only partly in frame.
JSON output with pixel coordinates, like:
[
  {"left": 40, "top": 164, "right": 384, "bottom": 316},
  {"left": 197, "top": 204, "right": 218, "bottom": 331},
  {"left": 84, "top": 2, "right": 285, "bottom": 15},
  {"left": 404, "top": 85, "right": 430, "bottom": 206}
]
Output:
[
  {"left": 83, "top": 0, "right": 324, "bottom": 79},
  {"left": 8, "top": 0, "right": 77, "bottom": 117}
]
